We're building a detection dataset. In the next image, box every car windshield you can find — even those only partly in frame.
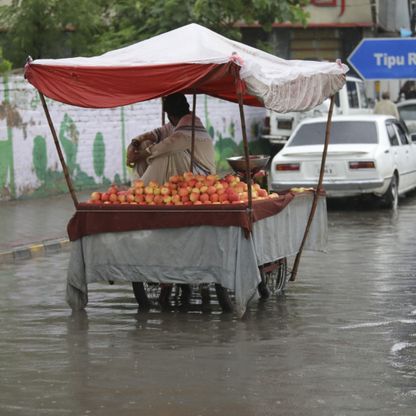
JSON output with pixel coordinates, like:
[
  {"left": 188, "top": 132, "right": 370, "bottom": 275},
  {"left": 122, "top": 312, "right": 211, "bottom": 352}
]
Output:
[
  {"left": 398, "top": 104, "right": 416, "bottom": 120},
  {"left": 288, "top": 121, "right": 378, "bottom": 146}
]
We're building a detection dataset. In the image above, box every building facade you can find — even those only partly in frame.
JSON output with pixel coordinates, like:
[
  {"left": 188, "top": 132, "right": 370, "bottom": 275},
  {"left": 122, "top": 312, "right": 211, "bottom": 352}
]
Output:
[{"left": 242, "top": 0, "right": 412, "bottom": 101}]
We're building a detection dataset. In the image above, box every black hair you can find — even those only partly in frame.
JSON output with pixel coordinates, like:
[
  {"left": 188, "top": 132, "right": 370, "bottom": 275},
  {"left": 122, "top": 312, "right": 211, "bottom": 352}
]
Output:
[{"left": 163, "top": 93, "right": 190, "bottom": 118}]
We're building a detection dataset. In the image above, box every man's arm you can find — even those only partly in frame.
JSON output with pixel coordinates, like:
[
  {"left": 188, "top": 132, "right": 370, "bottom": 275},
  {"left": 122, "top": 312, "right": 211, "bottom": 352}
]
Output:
[
  {"left": 147, "top": 132, "right": 188, "bottom": 160},
  {"left": 130, "top": 123, "right": 174, "bottom": 147},
  {"left": 130, "top": 131, "right": 157, "bottom": 148}
]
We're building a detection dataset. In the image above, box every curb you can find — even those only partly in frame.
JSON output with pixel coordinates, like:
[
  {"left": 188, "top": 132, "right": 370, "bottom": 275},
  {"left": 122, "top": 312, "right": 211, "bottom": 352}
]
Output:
[{"left": 0, "top": 238, "right": 70, "bottom": 264}]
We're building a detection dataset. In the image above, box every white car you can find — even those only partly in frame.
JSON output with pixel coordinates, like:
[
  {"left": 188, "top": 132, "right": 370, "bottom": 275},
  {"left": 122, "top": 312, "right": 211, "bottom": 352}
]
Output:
[
  {"left": 397, "top": 99, "right": 416, "bottom": 133},
  {"left": 261, "top": 76, "right": 372, "bottom": 145},
  {"left": 269, "top": 115, "right": 416, "bottom": 209}
]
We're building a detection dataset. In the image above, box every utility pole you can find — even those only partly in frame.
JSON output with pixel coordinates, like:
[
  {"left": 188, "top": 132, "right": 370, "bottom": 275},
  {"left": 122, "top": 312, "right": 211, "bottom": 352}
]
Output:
[
  {"left": 410, "top": 0, "right": 416, "bottom": 36},
  {"left": 370, "top": 0, "right": 378, "bottom": 36}
]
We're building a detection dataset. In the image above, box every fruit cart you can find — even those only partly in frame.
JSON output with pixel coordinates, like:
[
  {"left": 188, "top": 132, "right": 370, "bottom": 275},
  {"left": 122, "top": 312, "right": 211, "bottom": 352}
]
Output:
[{"left": 24, "top": 23, "right": 347, "bottom": 317}]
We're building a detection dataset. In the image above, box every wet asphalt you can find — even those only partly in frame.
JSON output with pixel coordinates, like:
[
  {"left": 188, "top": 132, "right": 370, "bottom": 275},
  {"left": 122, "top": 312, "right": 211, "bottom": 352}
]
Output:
[{"left": 0, "top": 193, "right": 415, "bottom": 415}]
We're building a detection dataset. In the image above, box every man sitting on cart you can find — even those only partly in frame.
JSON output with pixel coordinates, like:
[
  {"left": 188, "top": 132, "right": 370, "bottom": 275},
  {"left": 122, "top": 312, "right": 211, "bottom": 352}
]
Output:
[{"left": 126, "top": 93, "right": 216, "bottom": 185}]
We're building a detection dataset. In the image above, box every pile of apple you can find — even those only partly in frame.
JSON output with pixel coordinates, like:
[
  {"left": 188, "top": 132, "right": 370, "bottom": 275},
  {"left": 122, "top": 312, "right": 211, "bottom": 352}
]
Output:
[{"left": 87, "top": 172, "right": 279, "bottom": 205}]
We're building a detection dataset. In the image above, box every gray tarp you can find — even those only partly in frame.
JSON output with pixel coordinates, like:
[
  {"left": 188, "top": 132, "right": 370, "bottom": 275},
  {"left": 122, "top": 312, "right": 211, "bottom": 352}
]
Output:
[{"left": 66, "top": 194, "right": 327, "bottom": 316}]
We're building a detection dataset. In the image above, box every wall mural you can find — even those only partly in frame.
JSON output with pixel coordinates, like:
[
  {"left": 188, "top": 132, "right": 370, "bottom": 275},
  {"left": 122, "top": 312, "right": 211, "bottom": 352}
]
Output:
[{"left": 0, "top": 75, "right": 267, "bottom": 201}]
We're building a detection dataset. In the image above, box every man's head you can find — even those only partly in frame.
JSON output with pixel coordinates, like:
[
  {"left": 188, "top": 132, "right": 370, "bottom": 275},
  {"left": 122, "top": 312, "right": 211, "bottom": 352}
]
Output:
[
  {"left": 382, "top": 91, "right": 390, "bottom": 100},
  {"left": 163, "top": 93, "right": 190, "bottom": 125}
]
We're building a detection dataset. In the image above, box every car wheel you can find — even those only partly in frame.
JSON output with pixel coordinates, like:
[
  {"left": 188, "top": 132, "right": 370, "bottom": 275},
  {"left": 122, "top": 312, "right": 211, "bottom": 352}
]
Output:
[{"left": 381, "top": 174, "right": 398, "bottom": 210}]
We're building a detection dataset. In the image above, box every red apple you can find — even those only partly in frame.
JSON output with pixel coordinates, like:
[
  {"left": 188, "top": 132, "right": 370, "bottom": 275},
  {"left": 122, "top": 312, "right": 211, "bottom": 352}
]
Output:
[
  {"left": 210, "top": 193, "right": 219, "bottom": 203},
  {"left": 133, "top": 179, "right": 144, "bottom": 188},
  {"left": 148, "top": 180, "right": 160, "bottom": 188},
  {"left": 145, "top": 194, "right": 154, "bottom": 203},
  {"left": 199, "top": 193, "right": 210, "bottom": 203},
  {"left": 258, "top": 189, "right": 268, "bottom": 197},
  {"left": 178, "top": 187, "right": 189, "bottom": 197},
  {"left": 163, "top": 195, "right": 172, "bottom": 204},
  {"left": 172, "top": 195, "right": 181, "bottom": 204},
  {"left": 189, "top": 192, "right": 200, "bottom": 202},
  {"left": 126, "top": 194, "right": 135, "bottom": 203},
  {"left": 169, "top": 175, "right": 180, "bottom": 184},
  {"left": 154, "top": 195, "right": 164, "bottom": 204},
  {"left": 90, "top": 191, "right": 101, "bottom": 201},
  {"left": 107, "top": 185, "right": 118, "bottom": 194},
  {"left": 183, "top": 172, "right": 194, "bottom": 181}
]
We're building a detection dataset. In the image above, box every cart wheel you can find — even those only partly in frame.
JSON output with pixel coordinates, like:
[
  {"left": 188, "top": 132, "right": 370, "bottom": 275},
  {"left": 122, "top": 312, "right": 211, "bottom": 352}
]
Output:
[
  {"left": 200, "top": 284, "right": 211, "bottom": 309},
  {"left": 158, "top": 284, "right": 173, "bottom": 309},
  {"left": 257, "top": 279, "right": 270, "bottom": 299},
  {"left": 261, "top": 258, "right": 288, "bottom": 295},
  {"left": 179, "top": 284, "right": 192, "bottom": 306},
  {"left": 132, "top": 282, "right": 154, "bottom": 310},
  {"left": 214, "top": 284, "right": 234, "bottom": 313},
  {"left": 275, "top": 258, "right": 288, "bottom": 293}
]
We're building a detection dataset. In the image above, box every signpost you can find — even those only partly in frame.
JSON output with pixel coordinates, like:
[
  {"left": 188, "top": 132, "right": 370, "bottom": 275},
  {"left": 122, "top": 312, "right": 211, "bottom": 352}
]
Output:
[{"left": 348, "top": 38, "right": 416, "bottom": 80}]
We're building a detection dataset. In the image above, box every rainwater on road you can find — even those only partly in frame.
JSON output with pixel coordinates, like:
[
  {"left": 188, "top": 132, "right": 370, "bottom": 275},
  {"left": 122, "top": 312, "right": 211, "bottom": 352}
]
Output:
[{"left": 1, "top": 195, "right": 416, "bottom": 416}]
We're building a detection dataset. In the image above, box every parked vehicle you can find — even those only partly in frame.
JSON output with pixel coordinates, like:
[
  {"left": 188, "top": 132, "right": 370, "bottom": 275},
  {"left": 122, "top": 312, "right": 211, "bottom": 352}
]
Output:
[
  {"left": 397, "top": 99, "right": 416, "bottom": 133},
  {"left": 262, "top": 76, "right": 372, "bottom": 145},
  {"left": 269, "top": 115, "right": 416, "bottom": 209}
]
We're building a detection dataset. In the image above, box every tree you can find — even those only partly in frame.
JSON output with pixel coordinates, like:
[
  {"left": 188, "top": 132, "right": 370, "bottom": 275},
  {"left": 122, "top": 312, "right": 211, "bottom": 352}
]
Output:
[
  {"left": 98, "top": 0, "right": 310, "bottom": 50},
  {"left": 0, "top": 0, "right": 310, "bottom": 67},
  {"left": 0, "top": 0, "right": 108, "bottom": 67}
]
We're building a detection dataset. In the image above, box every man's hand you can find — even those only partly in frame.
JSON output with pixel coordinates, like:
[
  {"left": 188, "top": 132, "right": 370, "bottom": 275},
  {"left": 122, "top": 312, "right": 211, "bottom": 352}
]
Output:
[{"left": 126, "top": 141, "right": 152, "bottom": 167}]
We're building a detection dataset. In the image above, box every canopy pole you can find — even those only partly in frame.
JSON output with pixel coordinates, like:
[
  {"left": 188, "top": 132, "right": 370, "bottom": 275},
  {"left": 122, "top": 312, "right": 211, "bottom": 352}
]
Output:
[
  {"left": 290, "top": 95, "right": 335, "bottom": 282},
  {"left": 39, "top": 91, "right": 78, "bottom": 208},
  {"left": 236, "top": 81, "right": 253, "bottom": 220},
  {"left": 161, "top": 97, "right": 165, "bottom": 125},
  {"left": 190, "top": 93, "right": 196, "bottom": 172}
]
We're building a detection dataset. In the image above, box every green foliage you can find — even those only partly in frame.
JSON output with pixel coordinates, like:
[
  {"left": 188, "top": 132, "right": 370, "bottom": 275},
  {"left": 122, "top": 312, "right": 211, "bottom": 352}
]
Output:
[
  {"left": 193, "top": 0, "right": 310, "bottom": 37},
  {"left": 59, "top": 113, "right": 79, "bottom": 174},
  {"left": 33, "top": 135, "right": 47, "bottom": 181},
  {"left": 93, "top": 132, "right": 105, "bottom": 177},
  {"left": 0, "top": 0, "right": 107, "bottom": 66},
  {"left": 215, "top": 136, "right": 239, "bottom": 173},
  {"left": 0, "top": 48, "right": 12, "bottom": 73},
  {"left": 0, "top": 0, "right": 309, "bottom": 66}
]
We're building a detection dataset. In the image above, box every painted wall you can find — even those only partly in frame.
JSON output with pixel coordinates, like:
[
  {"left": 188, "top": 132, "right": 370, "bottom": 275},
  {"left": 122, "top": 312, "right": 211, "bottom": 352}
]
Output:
[{"left": 0, "top": 73, "right": 268, "bottom": 201}]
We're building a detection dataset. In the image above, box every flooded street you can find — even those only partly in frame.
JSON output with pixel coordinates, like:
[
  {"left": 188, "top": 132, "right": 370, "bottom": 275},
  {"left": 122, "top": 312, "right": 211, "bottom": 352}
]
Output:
[{"left": 1, "top": 196, "right": 416, "bottom": 415}]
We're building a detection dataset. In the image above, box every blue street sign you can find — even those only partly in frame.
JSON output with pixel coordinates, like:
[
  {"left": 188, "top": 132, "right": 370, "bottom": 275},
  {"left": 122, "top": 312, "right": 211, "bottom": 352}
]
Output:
[{"left": 348, "top": 38, "right": 416, "bottom": 80}]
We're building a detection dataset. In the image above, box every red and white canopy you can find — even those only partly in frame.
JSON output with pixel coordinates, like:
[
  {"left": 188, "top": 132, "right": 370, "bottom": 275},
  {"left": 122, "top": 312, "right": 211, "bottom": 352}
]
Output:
[{"left": 25, "top": 23, "right": 348, "bottom": 111}]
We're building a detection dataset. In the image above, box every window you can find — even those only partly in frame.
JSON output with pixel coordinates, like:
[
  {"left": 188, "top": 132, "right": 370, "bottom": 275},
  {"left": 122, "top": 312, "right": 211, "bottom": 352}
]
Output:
[
  {"left": 358, "top": 82, "right": 369, "bottom": 108},
  {"left": 398, "top": 104, "right": 416, "bottom": 120},
  {"left": 386, "top": 123, "right": 399, "bottom": 146},
  {"left": 347, "top": 81, "right": 359, "bottom": 108},
  {"left": 334, "top": 91, "right": 340, "bottom": 108},
  {"left": 393, "top": 122, "right": 409, "bottom": 145},
  {"left": 289, "top": 121, "right": 378, "bottom": 146}
]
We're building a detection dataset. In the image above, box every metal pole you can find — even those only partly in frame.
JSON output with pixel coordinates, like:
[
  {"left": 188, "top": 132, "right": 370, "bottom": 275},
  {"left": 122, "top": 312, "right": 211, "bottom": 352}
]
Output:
[
  {"left": 236, "top": 83, "right": 253, "bottom": 216},
  {"left": 161, "top": 97, "right": 165, "bottom": 125},
  {"left": 290, "top": 95, "right": 335, "bottom": 281},
  {"left": 39, "top": 92, "right": 79, "bottom": 208},
  {"left": 190, "top": 93, "right": 196, "bottom": 172}
]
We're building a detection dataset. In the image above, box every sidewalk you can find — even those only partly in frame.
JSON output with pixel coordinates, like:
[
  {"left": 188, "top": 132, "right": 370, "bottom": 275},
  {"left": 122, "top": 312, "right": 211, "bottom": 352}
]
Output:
[{"left": 0, "top": 191, "right": 91, "bottom": 263}]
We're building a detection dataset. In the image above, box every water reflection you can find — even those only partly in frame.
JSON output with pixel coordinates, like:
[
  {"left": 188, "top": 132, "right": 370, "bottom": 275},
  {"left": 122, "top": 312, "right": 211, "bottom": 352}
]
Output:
[{"left": 1, "top": 195, "right": 416, "bottom": 414}]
